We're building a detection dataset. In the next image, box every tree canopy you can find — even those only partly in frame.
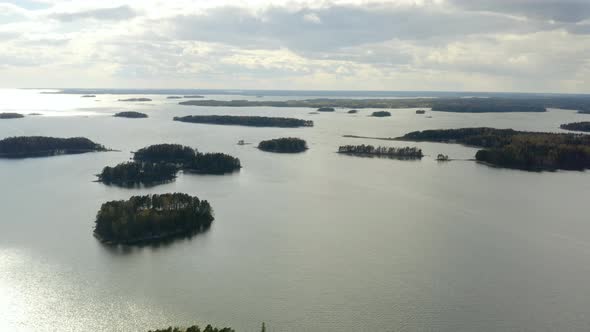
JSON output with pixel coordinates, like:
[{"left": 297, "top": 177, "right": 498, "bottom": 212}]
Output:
[
  {"left": 0, "top": 136, "right": 106, "bottom": 158},
  {"left": 98, "top": 161, "right": 177, "bottom": 186},
  {"left": 338, "top": 145, "right": 423, "bottom": 158},
  {"left": 258, "top": 138, "right": 308, "bottom": 153},
  {"left": 560, "top": 122, "right": 590, "bottom": 132}
]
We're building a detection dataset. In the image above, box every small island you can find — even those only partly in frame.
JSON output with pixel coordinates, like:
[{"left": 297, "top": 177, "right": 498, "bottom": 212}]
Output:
[
  {"left": 167, "top": 96, "right": 182, "bottom": 99},
  {"left": 81, "top": 95, "right": 96, "bottom": 98},
  {"left": 317, "top": 107, "right": 335, "bottom": 112},
  {"left": 560, "top": 122, "right": 590, "bottom": 132},
  {"left": 397, "top": 127, "right": 590, "bottom": 171},
  {"left": 371, "top": 111, "right": 391, "bottom": 117},
  {"left": 28, "top": 113, "right": 42, "bottom": 116},
  {"left": 118, "top": 98, "right": 152, "bottom": 102},
  {"left": 94, "top": 193, "right": 214, "bottom": 245},
  {"left": 148, "top": 325, "right": 234, "bottom": 332},
  {"left": 174, "top": 115, "right": 313, "bottom": 128},
  {"left": 0, "top": 112, "right": 24, "bottom": 119},
  {"left": 183, "top": 95, "right": 205, "bottom": 99},
  {"left": 0, "top": 136, "right": 107, "bottom": 158},
  {"left": 348, "top": 110, "right": 359, "bottom": 114},
  {"left": 338, "top": 145, "right": 423, "bottom": 159},
  {"left": 98, "top": 161, "right": 177, "bottom": 186},
  {"left": 134, "top": 144, "right": 242, "bottom": 174},
  {"left": 114, "top": 111, "right": 148, "bottom": 118},
  {"left": 416, "top": 110, "right": 426, "bottom": 114},
  {"left": 258, "top": 138, "right": 308, "bottom": 153}
]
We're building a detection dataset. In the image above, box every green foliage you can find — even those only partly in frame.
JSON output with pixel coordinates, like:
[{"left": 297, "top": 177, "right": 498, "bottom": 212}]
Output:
[
  {"left": 94, "top": 193, "right": 214, "bottom": 244},
  {"left": 114, "top": 111, "right": 148, "bottom": 118},
  {"left": 338, "top": 145, "right": 423, "bottom": 158},
  {"left": 98, "top": 161, "right": 177, "bottom": 186},
  {"left": 371, "top": 111, "right": 391, "bottom": 117},
  {"left": 185, "top": 152, "right": 241, "bottom": 174},
  {"left": 399, "top": 127, "right": 590, "bottom": 171},
  {"left": 0, "top": 112, "right": 24, "bottom": 119},
  {"left": 0, "top": 136, "right": 106, "bottom": 158},
  {"left": 174, "top": 115, "right": 313, "bottom": 128},
  {"left": 134, "top": 144, "right": 197, "bottom": 163},
  {"left": 147, "top": 324, "right": 234, "bottom": 332},
  {"left": 560, "top": 122, "right": 590, "bottom": 132},
  {"left": 258, "top": 137, "right": 308, "bottom": 153}
]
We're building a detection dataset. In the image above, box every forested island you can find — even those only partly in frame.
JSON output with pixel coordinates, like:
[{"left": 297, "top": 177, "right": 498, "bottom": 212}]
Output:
[
  {"left": 94, "top": 193, "right": 214, "bottom": 244},
  {"left": 258, "top": 138, "right": 308, "bottom": 153},
  {"left": 174, "top": 115, "right": 313, "bottom": 128},
  {"left": 98, "top": 161, "right": 177, "bottom": 186},
  {"left": 119, "top": 98, "right": 152, "bottom": 102},
  {"left": 0, "top": 136, "right": 107, "bottom": 158},
  {"left": 317, "top": 107, "right": 335, "bottom": 112},
  {"left": 134, "top": 144, "right": 242, "bottom": 174},
  {"left": 184, "top": 95, "right": 204, "bottom": 98},
  {"left": 338, "top": 145, "right": 423, "bottom": 159},
  {"left": 348, "top": 110, "right": 359, "bottom": 114},
  {"left": 148, "top": 325, "right": 234, "bottom": 332},
  {"left": 167, "top": 96, "right": 182, "bottom": 99},
  {"left": 560, "top": 122, "right": 590, "bottom": 132},
  {"left": 0, "top": 112, "right": 24, "bottom": 119},
  {"left": 371, "top": 111, "right": 391, "bottom": 117},
  {"left": 177, "top": 97, "right": 590, "bottom": 113},
  {"left": 81, "top": 95, "right": 96, "bottom": 98},
  {"left": 397, "top": 127, "right": 590, "bottom": 171},
  {"left": 114, "top": 111, "right": 148, "bottom": 118}
]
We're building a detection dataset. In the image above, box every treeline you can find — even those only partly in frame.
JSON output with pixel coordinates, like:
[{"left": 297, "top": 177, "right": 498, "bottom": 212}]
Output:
[
  {"left": 0, "top": 112, "right": 24, "bottom": 119},
  {"left": 338, "top": 145, "right": 423, "bottom": 158},
  {"left": 148, "top": 325, "right": 234, "bottom": 332},
  {"left": 560, "top": 122, "right": 590, "bottom": 132},
  {"left": 0, "top": 136, "right": 106, "bottom": 158},
  {"left": 174, "top": 115, "right": 313, "bottom": 128},
  {"left": 258, "top": 138, "right": 307, "bottom": 153},
  {"left": 431, "top": 99, "right": 546, "bottom": 113},
  {"left": 134, "top": 144, "right": 196, "bottom": 163},
  {"left": 317, "top": 107, "right": 335, "bottom": 112},
  {"left": 398, "top": 127, "right": 590, "bottom": 170},
  {"left": 114, "top": 111, "right": 148, "bottom": 118},
  {"left": 119, "top": 98, "right": 152, "bottom": 102},
  {"left": 94, "top": 193, "right": 214, "bottom": 244},
  {"left": 98, "top": 161, "right": 177, "bottom": 186}
]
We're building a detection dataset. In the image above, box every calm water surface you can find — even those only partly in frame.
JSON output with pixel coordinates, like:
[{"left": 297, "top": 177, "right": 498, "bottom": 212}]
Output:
[{"left": 0, "top": 89, "right": 589, "bottom": 331}]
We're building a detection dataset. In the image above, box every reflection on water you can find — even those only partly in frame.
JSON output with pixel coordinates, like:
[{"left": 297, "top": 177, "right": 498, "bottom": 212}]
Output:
[{"left": 0, "top": 89, "right": 589, "bottom": 331}]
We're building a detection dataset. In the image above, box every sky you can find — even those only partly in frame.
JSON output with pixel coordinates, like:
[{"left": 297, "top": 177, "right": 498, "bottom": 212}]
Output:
[{"left": 0, "top": 0, "right": 589, "bottom": 93}]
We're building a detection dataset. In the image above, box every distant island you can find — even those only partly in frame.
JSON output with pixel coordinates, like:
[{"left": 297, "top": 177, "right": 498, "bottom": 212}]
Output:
[
  {"left": 114, "top": 111, "right": 148, "bottom": 118},
  {"left": 94, "top": 193, "right": 214, "bottom": 244},
  {"left": 184, "top": 95, "right": 205, "bottom": 98},
  {"left": 0, "top": 136, "right": 107, "bottom": 158},
  {"left": 81, "top": 95, "right": 96, "bottom": 98},
  {"left": 177, "top": 97, "right": 589, "bottom": 113},
  {"left": 397, "top": 127, "right": 590, "bottom": 171},
  {"left": 134, "top": 144, "right": 241, "bottom": 174},
  {"left": 118, "top": 98, "right": 152, "bottom": 102},
  {"left": 338, "top": 145, "right": 423, "bottom": 159},
  {"left": 148, "top": 325, "right": 234, "bottom": 332},
  {"left": 0, "top": 112, "right": 24, "bottom": 119},
  {"left": 29, "top": 113, "right": 42, "bottom": 116},
  {"left": 348, "top": 110, "right": 359, "bottom": 114},
  {"left": 258, "top": 138, "right": 308, "bottom": 153},
  {"left": 560, "top": 122, "right": 590, "bottom": 132},
  {"left": 174, "top": 115, "right": 313, "bottom": 128},
  {"left": 98, "top": 161, "right": 177, "bottom": 186},
  {"left": 416, "top": 110, "right": 426, "bottom": 114},
  {"left": 317, "top": 107, "right": 335, "bottom": 112},
  {"left": 371, "top": 111, "right": 391, "bottom": 117},
  {"left": 167, "top": 96, "right": 182, "bottom": 99}
]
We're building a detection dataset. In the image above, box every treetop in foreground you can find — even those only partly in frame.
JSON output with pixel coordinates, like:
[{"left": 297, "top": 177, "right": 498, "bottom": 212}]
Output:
[
  {"left": 0, "top": 136, "right": 106, "bottom": 158},
  {"left": 560, "top": 122, "right": 590, "bottom": 132},
  {"left": 258, "top": 137, "right": 308, "bottom": 153},
  {"left": 397, "top": 127, "right": 590, "bottom": 171},
  {"left": 114, "top": 111, "right": 148, "bottom": 118},
  {"left": 174, "top": 115, "right": 313, "bottom": 128},
  {"left": 94, "top": 193, "right": 214, "bottom": 245}
]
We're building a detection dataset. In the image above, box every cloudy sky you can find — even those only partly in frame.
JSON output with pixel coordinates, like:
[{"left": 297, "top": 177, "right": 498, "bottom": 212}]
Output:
[{"left": 0, "top": 0, "right": 589, "bottom": 93}]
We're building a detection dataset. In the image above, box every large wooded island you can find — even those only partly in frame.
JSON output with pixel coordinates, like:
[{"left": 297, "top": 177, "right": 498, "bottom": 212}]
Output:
[{"left": 0, "top": 136, "right": 107, "bottom": 158}]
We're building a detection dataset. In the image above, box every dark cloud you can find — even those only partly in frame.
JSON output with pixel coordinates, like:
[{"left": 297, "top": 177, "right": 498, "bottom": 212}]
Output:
[
  {"left": 49, "top": 5, "right": 137, "bottom": 22},
  {"left": 449, "top": 0, "right": 590, "bottom": 23}
]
